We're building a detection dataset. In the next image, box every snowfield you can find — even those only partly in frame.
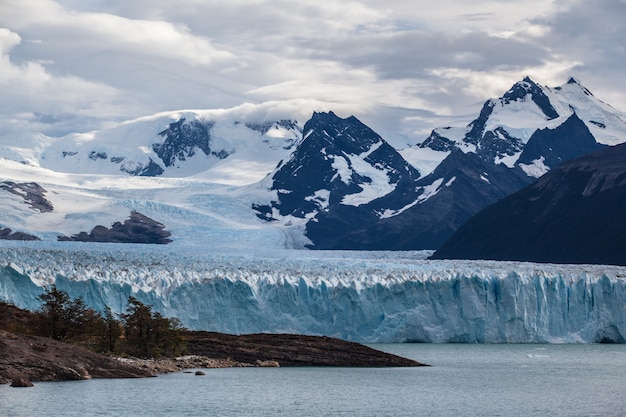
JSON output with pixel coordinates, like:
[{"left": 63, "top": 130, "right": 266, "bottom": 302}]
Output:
[{"left": 1, "top": 242, "right": 624, "bottom": 344}]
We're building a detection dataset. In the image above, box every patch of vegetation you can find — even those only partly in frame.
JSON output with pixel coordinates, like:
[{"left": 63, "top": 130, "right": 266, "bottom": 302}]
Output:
[{"left": 0, "top": 287, "right": 186, "bottom": 359}]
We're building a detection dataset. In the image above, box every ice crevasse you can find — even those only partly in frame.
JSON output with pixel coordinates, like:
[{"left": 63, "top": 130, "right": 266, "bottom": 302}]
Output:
[{"left": 0, "top": 246, "right": 625, "bottom": 343}]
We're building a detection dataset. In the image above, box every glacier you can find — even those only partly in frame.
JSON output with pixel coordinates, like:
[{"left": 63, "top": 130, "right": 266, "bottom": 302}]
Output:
[{"left": 0, "top": 243, "right": 625, "bottom": 344}]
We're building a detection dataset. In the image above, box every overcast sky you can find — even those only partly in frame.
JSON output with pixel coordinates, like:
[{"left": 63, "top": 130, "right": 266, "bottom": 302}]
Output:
[{"left": 1, "top": 0, "right": 625, "bottom": 144}]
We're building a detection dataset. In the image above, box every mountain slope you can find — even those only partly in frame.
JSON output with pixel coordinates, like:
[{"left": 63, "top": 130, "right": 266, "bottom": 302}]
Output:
[
  {"left": 36, "top": 106, "right": 303, "bottom": 185},
  {"left": 420, "top": 77, "right": 626, "bottom": 171},
  {"left": 0, "top": 77, "right": 624, "bottom": 252},
  {"left": 254, "top": 111, "right": 424, "bottom": 249},
  {"left": 431, "top": 143, "right": 626, "bottom": 265},
  {"left": 517, "top": 112, "right": 607, "bottom": 176},
  {"left": 253, "top": 78, "right": 626, "bottom": 250}
]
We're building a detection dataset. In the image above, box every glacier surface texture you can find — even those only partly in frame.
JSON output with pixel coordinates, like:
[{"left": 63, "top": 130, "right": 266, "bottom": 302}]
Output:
[{"left": 1, "top": 244, "right": 625, "bottom": 343}]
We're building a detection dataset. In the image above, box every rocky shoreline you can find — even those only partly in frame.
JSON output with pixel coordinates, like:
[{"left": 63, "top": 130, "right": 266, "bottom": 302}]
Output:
[
  {"left": 0, "top": 329, "right": 155, "bottom": 384},
  {"left": 1, "top": 329, "right": 426, "bottom": 387},
  {"left": 182, "top": 331, "right": 424, "bottom": 367}
]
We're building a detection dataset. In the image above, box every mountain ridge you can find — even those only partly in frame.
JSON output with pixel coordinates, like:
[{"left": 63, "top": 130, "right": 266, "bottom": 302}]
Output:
[{"left": 0, "top": 77, "right": 624, "bottom": 253}]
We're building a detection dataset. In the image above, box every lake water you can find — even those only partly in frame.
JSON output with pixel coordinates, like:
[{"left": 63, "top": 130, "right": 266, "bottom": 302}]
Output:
[{"left": 2, "top": 344, "right": 625, "bottom": 416}]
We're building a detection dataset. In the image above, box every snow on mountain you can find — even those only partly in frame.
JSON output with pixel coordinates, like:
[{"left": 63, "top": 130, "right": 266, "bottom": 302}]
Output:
[
  {"left": 256, "top": 111, "right": 420, "bottom": 214},
  {"left": 35, "top": 103, "right": 305, "bottom": 185},
  {"left": 1, "top": 245, "right": 624, "bottom": 343},
  {"left": 0, "top": 77, "right": 624, "bottom": 252},
  {"left": 418, "top": 77, "right": 626, "bottom": 174},
  {"left": 253, "top": 111, "right": 428, "bottom": 250},
  {"left": 1, "top": 78, "right": 625, "bottom": 344},
  {"left": 548, "top": 77, "right": 626, "bottom": 146},
  {"left": 0, "top": 102, "right": 314, "bottom": 248}
]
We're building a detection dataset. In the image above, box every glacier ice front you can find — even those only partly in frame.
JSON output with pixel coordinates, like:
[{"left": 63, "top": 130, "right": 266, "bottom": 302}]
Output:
[{"left": 1, "top": 244, "right": 625, "bottom": 343}]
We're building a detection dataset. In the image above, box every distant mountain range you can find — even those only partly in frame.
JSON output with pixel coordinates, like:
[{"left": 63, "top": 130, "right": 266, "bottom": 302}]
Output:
[
  {"left": 0, "top": 77, "right": 625, "bottom": 256},
  {"left": 253, "top": 77, "right": 625, "bottom": 250}
]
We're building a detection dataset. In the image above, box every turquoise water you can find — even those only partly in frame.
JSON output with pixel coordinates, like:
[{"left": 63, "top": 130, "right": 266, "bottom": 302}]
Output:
[{"left": 2, "top": 344, "right": 625, "bottom": 416}]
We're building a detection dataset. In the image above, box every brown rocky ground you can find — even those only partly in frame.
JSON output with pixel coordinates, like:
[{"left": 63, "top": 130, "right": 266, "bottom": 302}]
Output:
[
  {"left": 1, "top": 329, "right": 426, "bottom": 386},
  {"left": 183, "top": 331, "right": 425, "bottom": 367},
  {"left": 0, "top": 329, "right": 154, "bottom": 384},
  {"left": 1, "top": 300, "right": 426, "bottom": 387}
]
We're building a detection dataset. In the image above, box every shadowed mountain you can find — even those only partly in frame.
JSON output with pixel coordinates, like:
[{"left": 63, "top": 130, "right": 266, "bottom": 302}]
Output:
[{"left": 432, "top": 143, "right": 626, "bottom": 265}]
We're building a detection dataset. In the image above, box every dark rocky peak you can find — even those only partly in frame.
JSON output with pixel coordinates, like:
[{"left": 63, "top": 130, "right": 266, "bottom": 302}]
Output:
[
  {"left": 420, "top": 129, "right": 458, "bottom": 152},
  {"left": 517, "top": 112, "right": 607, "bottom": 172},
  {"left": 303, "top": 111, "right": 382, "bottom": 155},
  {"left": 566, "top": 76, "right": 594, "bottom": 96},
  {"left": 502, "top": 76, "right": 540, "bottom": 101},
  {"left": 501, "top": 76, "right": 559, "bottom": 120},
  {"left": 152, "top": 118, "right": 223, "bottom": 168},
  {"left": 461, "top": 77, "right": 560, "bottom": 157},
  {"left": 463, "top": 99, "right": 496, "bottom": 146},
  {"left": 260, "top": 112, "right": 395, "bottom": 218},
  {"left": 255, "top": 111, "right": 420, "bottom": 221},
  {"left": 245, "top": 119, "right": 301, "bottom": 135}
]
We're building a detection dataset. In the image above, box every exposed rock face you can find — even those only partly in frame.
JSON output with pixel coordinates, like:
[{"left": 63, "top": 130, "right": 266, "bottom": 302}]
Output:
[
  {"left": 0, "top": 181, "right": 54, "bottom": 213},
  {"left": 10, "top": 377, "right": 34, "bottom": 387},
  {"left": 115, "top": 355, "right": 249, "bottom": 374},
  {"left": 58, "top": 211, "right": 172, "bottom": 244},
  {"left": 152, "top": 118, "right": 230, "bottom": 168},
  {"left": 0, "top": 329, "right": 155, "bottom": 384},
  {"left": 257, "top": 106, "right": 603, "bottom": 250},
  {"left": 183, "top": 331, "right": 426, "bottom": 367},
  {"left": 0, "top": 227, "right": 39, "bottom": 241},
  {"left": 516, "top": 112, "right": 606, "bottom": 171},
  {"left": 315, "top": 149, "right": 532, "bottom": 250}
]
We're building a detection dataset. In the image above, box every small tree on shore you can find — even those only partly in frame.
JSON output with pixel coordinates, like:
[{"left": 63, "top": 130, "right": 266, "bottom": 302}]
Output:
[
  {"left": 36, "top": 286, "right": 90, "bottom": 340},
  {"left": 120, "top": 296, "right": 185, "bottom": 358},
  {"left": 7, "top": 287, "right": 185, "bottom": 358},
  {"left": 103, "top": 306, "right": 123, "bottom": 353},
  {"left": 35, "top": 286, "right": 106, "bottom": 345}
]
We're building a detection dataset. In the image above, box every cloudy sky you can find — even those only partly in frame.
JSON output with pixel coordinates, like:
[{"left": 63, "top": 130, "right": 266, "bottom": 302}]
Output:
[{"left": 1, "top": 0, "right": 625, "bottom": 144}]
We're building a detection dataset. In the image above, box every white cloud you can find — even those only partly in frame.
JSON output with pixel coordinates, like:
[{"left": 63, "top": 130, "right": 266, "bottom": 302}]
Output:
[
  {"left": 1, "top": 0, "right": 236, "bottom": 67},
  {"left": 0, "top": 0, "right": 624, "bottom": 142},
  {"left": 0, "top": 27, "right": 138, "bottom": 136},
  {"left": 429, "top": 58, "right": 584, "bottom": 102}
]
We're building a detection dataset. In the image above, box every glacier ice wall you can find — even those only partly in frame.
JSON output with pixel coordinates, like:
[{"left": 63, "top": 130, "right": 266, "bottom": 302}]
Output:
[{"left": 1, "top": 245, "right": 625, "bottom": 343}]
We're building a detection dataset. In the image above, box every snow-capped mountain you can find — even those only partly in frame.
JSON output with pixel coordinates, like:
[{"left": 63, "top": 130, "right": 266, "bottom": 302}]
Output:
[
  {"left": 253, "top": 111, "right": 424, "bottom": 249},
  {"left": 251, "top": 77, "right": 626, "bottom": 250},
  {"left": 432, "top": 142, "right": 626, "bottom": 265},
  {"left": 384, "top": 76, "right": 626, "bottom": 249},
  {"left": 0, "top": 77, "right": 625, "bottom": 251},
  {"left": 420, "top": 77, "right": 625, "bottom": 171},
  {"left": 37, "top": 106, "right": 303, "bottom": 185},
  {"left": 253, "top": 111, "right": 532, "bottom": 250}
]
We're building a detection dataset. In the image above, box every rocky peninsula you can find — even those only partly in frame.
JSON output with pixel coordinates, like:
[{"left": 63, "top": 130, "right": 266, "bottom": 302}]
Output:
[{"left": 1, "top": 329, "right": 426, "bottom": 386}]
